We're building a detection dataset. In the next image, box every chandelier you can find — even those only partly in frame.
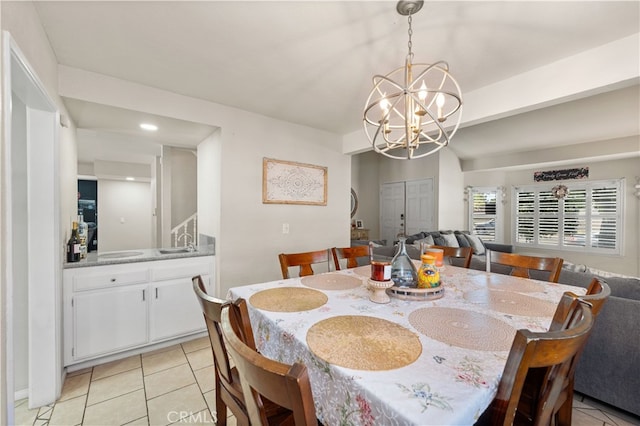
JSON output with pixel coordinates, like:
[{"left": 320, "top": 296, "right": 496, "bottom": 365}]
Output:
[{"left": 363, "top": 0, "right": 463, "bottom": 160}]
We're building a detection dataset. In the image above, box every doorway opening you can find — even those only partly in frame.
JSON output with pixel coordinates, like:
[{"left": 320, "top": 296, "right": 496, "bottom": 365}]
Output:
[{"left": 78, "top": 179, "right": 98, "bottom": 252}]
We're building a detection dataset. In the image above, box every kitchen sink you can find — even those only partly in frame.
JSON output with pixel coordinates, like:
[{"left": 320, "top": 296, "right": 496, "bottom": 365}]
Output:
[{"left": 158, "top": 247, "right": 193, "bottom": 254}]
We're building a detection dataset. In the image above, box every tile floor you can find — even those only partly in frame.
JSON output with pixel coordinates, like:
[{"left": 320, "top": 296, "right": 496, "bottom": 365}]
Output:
[{"left": 14, "top": 335, "right": 640, "bottom": 425}]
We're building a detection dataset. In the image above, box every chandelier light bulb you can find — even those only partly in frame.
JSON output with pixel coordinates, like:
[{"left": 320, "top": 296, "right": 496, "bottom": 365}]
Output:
[
  {"left": 436, "top": 93, "right": 445, "bottom": 122},
  {"left": 380, "top": 97, "right": 390, "bottom": 112},
  {"left": 418, "top": 81, "right": 427, "bottom": 101}
]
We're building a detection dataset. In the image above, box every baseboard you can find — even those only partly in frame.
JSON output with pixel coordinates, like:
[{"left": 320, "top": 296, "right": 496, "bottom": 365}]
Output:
[{"left": 14, "top": 388, "right": 28, "bottom": 401}]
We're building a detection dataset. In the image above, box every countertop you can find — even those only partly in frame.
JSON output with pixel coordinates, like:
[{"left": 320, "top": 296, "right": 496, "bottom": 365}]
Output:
[{"left": 63, "top": 244, "right": 215, "bottom": 269}]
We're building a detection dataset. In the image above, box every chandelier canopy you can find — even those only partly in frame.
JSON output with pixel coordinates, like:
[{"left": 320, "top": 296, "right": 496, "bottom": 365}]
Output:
[{"left": 363, "top": 0, "right": 463, "bottom": 160}]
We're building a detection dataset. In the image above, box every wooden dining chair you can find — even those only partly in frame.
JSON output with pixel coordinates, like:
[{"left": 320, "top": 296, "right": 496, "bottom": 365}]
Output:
[
  {"left": 430, "top": 245, "right": 473, "bottom": 269},
  {"left": 278, "top": 249, "right": 330, "bottom": 279},
  {"left": 192, "top": 277, "right": 291, "bottom": 426},
  {"left": 536, "top": 278, "right": 611, "bottom": 426},
  {"left": 221, "top": 301, "right": 318, "bottom": 426},
  {"left": 487, "top": 251, "right": 564, "bottom": 283},
  {"left": 331, "top": 245, "right": 371, "bottom": 270},
  {"left": 480, "top": 300, "right": 595, "bottom": 426}
]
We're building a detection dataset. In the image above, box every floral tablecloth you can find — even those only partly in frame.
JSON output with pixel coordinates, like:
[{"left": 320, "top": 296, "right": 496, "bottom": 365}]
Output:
[{"left": 227, "top": 266, "right": 585, "bottom": 426}]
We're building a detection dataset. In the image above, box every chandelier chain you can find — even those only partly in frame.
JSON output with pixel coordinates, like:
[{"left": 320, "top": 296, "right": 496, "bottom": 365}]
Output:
[{"left": 407, "top": 14, "right": 413, "bottom": 59}]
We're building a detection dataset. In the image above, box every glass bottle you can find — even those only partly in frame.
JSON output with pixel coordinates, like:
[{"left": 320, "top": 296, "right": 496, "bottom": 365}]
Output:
[
  {"left": 66, "top": 221, "right": 81, "bottom": 263},
  {"left": 390, "top": 237, "right": 417, "bottom": 288},
  {"left": 77, "top": 213, "right": 88, "bottom": 259},
  {"left": 417, "top": 254, "right": 441, "bottom": 289}
]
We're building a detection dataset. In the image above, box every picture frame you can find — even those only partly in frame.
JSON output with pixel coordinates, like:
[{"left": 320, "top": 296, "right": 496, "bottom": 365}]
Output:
[
  {"left": 262, "top": 158, "right": 327, "bottom": 205},
  {"left": 356, "top": 220, "right": 364, "bottom": 229}
]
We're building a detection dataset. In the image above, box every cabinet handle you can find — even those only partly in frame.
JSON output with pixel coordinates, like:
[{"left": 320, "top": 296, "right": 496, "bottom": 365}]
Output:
[
  {"left": 142, "top": 289, "right": 145, "bottom": 301},
  {"left": 110, "top": 278, "right": 116, "bottom": 282},
  {"left": 155, "top": 288, "right": 158, "bottom": 299}
]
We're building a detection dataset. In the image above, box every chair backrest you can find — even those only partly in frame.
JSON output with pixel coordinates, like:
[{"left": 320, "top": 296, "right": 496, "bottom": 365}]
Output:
[
  {"left": 331, "top": 245, "right": 371, "bottom": 270},
  {"left": 192, "top": 276, "right": 248, "bottom": 422},
  {"left": 430, "top": 245, "right": 473, "bottom": 269},
  {"left": 487, "top": 250, "right": 564, "bottom": 283},
  {"left": 221, "top": 302, "right": 317, "bottom": 426},
  {"left": 550, "top": 277, "right": 611, "bottom": 330},
  {"left": 488, "top": 300, "right": 594, "bottom": 426},
  {"left": 278, "top": 249, "right": 330, "bottom": 279}
]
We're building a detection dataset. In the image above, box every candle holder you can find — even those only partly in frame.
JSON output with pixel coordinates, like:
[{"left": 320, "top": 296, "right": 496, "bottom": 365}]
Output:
[{"left": 368, "top": 278, "right": 394, "bottom": 304}]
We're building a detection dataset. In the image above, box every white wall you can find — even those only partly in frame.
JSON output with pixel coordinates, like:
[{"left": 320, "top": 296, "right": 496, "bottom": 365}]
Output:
[
  {"left": 438, "top": 148, "right": 464, "bottom": 231},
  {"left": 170, "top": 148, "right": 197, "bottom": 228},
  {"left": 197, "top": 130, "right": 221, "bottom": 242},
  {"left": 10, "top": 95, "right": 28, "bottom": 393},
  {"left": 97, "top": 180, "right": 152, "bottom": 252},
  {"left": 351, "top": 151, "right": 380, "bottom": 239},
  {"left": 464, "top": 156, "right": 640, "bottom": 276}
]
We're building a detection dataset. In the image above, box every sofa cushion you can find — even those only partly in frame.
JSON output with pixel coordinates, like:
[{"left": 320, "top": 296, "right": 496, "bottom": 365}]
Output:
[
  {"left": 412, "top": 235, "right": 434, "bottom": 250},
  {"left": 440, "top": 233, "right": 460, "bottom": 248},
  {"left": 405, "top": 233, "right": 425, "bottom": 245},
  {"left": 464, "top": 233, "right": 486, "bottom": 255},
  {"left": 372, "top": 244, "right": 422, "bottom": 261}
]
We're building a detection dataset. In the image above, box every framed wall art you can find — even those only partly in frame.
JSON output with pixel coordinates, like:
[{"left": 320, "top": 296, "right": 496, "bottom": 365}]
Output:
[{"left": 262, "top": 158, "right": 327, "bottom": 205}]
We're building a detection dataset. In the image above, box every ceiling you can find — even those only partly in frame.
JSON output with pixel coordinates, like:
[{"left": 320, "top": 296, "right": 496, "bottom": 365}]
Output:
[{"left": 33, "top": 1, "right": 640, "bottom": 162}]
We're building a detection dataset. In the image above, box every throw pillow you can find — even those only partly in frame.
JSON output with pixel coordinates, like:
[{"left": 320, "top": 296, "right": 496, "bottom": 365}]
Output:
[
  {"left": 464, "top": 234, "right": 485, "bottom": 255},
  {"left": 440, "top": 233, "right": 460, "bottom": 248},
  {"left": 454, "top": 232, "right": 471, "bottom": 248},
  {"left": 412, "top": 235, "right": 435, "bottom": 250}
]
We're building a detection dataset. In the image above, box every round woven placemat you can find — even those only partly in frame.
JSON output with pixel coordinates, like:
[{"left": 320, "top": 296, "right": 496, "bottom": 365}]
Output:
[
  {"left": 464, "top": 289, "right": 556, "bottom": 317},
  {"left": 409, "top": 307, "right": 516, "bottom": 351},
  {"left": 301, "top": 273, "right": 363, "bottom": 290},
  {"left": 486, "top": 277, "right": 545, "bottom": 293},
  {"left": 249, "top": 287, "right": 328, "bottom": 312},
  {"left": 307, "top": 316, "right": 422, "bottom": 370},
  {"left": 353, "top": 265, "right": 371, "bottom": 278}
]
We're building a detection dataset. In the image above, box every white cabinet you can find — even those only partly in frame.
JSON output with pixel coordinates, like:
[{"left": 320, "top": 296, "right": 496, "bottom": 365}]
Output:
[
  {"left": 64, "top": 255, "right": 214, "bottom": 366},
  {"left": 74, "top": 284, "right": 148, "bottom": 360},
  {"left": 150, "top": 276, "right": 210, "bottom": 342}
]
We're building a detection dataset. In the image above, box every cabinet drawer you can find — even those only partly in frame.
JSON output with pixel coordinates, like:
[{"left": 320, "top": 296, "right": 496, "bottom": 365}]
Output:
[
  {"left": 151, "top": 262, "right": 211, "bottom": 282},
  {"left": 73, "top": 269, "right": 150, "bottom": 292}
]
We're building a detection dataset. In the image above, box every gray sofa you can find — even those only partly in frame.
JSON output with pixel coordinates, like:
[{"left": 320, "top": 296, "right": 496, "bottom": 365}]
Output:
[
  {"left": 354, "top": 230, "right": 513, "bottom": 263},
  {"left": 354, "top": 232, "right": 640, "bottom": 417}
]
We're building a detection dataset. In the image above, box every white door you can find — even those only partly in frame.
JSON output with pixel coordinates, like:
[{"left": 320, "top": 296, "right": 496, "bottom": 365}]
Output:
[
  {"left": 405, "top": 179, "right": 435, "bottom": 236},
  {"left": 380, "top": 182, "right": 405, "bottom": 245}
]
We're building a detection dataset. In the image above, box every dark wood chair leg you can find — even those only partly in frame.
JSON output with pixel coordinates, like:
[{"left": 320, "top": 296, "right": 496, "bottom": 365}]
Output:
[
  {"left": 215, "top": 382, "right": 227, "bottom": 426},
  {"left": 555, "top": 379, "right": 574, "bottom": 426}
]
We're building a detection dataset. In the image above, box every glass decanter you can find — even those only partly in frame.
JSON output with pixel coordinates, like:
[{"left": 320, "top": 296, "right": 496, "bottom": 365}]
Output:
[{"left": 390, "top": 237, "right": 417, "bottom": 288}]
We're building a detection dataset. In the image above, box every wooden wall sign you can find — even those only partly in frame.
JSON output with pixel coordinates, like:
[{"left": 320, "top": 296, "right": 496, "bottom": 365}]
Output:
[
  {"left": 262, "top": 158, "right": 327, "bottom": 205},
  {"left": 534, "top": 167, "right": 588, "bottom": 182}
]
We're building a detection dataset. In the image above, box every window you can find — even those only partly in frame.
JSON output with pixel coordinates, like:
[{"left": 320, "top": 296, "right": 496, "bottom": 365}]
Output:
[
  {"left": 468, "top": 187, "right": 504, "bottom": 242},
  {"left": 513, "top": 179, "right": 623, "bottom": 254}
]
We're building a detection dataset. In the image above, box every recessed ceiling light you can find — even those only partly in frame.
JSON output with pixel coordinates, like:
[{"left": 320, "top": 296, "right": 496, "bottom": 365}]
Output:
[
  {"left": 140, "top": 123, "right": 158, "bottom": 131},
  {"left": 126, "top": 177, "right": 135, "bottom": 181}
]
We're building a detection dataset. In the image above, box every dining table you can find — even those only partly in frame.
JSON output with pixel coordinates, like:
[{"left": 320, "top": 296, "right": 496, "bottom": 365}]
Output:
[{"left": 227, "top": 262, "right": 586, "bottom": 426}]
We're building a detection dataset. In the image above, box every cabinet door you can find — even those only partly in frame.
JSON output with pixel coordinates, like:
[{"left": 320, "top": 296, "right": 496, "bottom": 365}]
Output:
[
  {"left": 150, "top": 276, "right": 209, "bottom": 342},
  {"left": 74, "top": 285, "right": 148, "bottom": 360}
]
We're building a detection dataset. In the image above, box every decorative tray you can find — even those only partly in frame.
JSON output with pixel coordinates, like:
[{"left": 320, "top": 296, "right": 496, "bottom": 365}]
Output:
[{"left": 387, "top": 285, "right": 445, "bottom": 301}]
